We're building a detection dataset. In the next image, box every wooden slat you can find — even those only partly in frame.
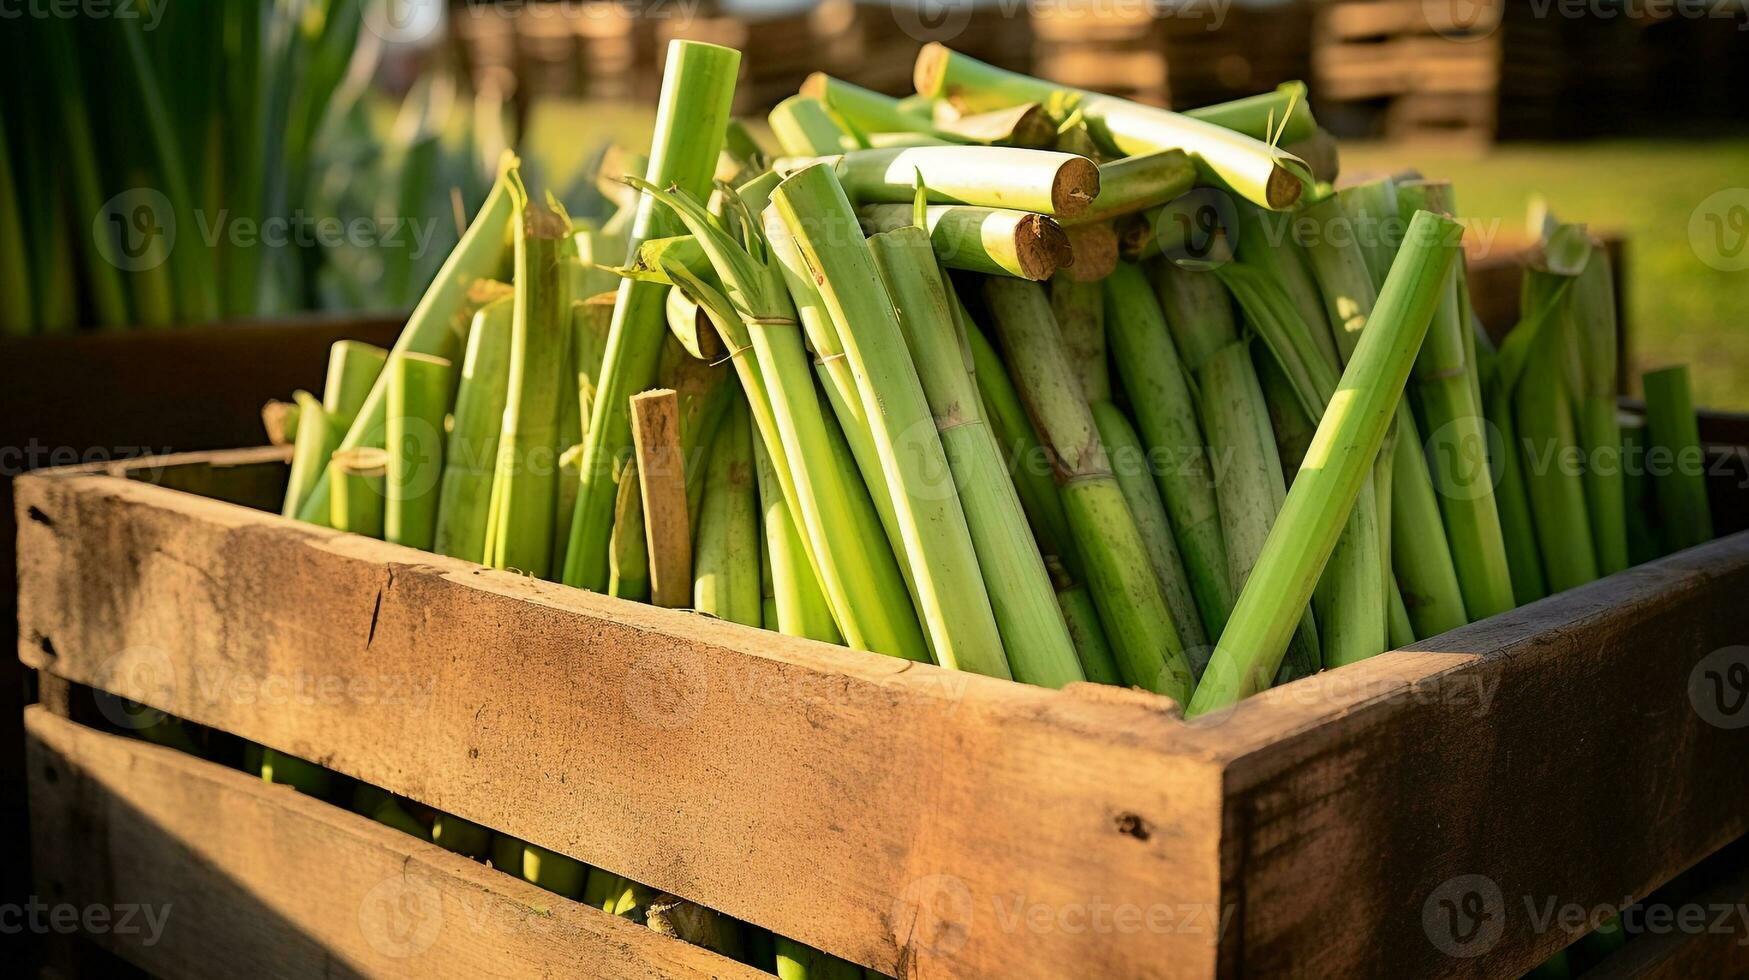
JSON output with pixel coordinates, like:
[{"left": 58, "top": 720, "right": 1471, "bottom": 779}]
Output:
[
  {"left": 25, "top": 708, "right": 761, "bottom": 979},
  {"left": 15, "top": 461, "right": 1226, "bottom": 979}
]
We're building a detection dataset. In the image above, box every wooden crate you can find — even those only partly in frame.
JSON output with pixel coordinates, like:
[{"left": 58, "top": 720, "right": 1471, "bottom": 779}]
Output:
[
  {"left": 0, "top": 313, "right": 403, "bottom": 921},
  {"left": 16, "top": 431, "right": 1749, "bottom": 977},
  {"left": 24, "top": 706, "right": 763, "bottom": 979}
]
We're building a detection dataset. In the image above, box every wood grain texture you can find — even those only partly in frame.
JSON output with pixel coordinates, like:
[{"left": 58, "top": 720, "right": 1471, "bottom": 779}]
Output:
[
  {"left": 16, "top": 457, "right": 1224, "bottom": 979},
  {"left": 18, "top": 448, "right": 1749, "bottom": 978},
  {"left": 25, "top": 707, "right": 762, "bottom": 979}
]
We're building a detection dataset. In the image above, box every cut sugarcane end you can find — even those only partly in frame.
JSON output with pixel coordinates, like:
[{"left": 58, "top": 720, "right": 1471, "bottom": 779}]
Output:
[
  {"left": 1052, "top": 156, "right": 1101, "bottom": 218},
  {"left": 1018, "top": 213, "right": 1074, "bottom": 280}
]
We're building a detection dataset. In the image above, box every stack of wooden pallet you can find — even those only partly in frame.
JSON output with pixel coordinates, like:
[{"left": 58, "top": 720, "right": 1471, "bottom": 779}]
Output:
[
  {"left": 1031, "top": 1, "right": 1311, "bottom": 110},
  {"left": 1312, "top": 0, "right": 1505, "bottom": 142},
  {"left": 830, "top": 0, "right": 1035, "bottom": 99}
]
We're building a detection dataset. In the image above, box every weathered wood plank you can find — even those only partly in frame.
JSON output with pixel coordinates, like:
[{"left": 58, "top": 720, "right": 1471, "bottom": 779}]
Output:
[
  {"left": 16, "top": 462, "right": 1227, "bottom": 979},
  {"left": 25, "top": 707, "right": 762, "bottom": 979},
  {"left": 1197, "top": 534, "right": 1749, "bottom": 978}
]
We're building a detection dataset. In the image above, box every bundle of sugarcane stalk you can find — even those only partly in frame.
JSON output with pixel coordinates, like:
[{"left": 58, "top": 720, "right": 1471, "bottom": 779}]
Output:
[{"left": 264, "top": 38, "right": 1717, "bottom": 975}]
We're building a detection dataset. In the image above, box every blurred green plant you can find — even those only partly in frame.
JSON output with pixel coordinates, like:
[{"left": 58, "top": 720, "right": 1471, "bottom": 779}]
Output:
[{"left": 0, "top": 1, "right": 622, "bottom": 334}]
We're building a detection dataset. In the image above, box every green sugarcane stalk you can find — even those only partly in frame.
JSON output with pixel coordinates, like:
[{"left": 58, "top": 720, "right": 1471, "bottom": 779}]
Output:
[
  {"left": 871, "top": 224, "right": 1083, "bottom": 687},
  {"left": 1181, "top": 80, "right": 1318, "bottom": 144},
  {"left": 1570, "top": 243, "right": 1629, "bottom": 575},
  {"left": 1092, "top": 402, "right": 1211, "bottom": 667},
  {"left": 1235, "top": 203, "right": 1342, "bottom": 371},
  {"left": 1485, "top": 292, "right": 1569, "bottom": 605},
  {"left": 331, "top": 447, "right": 389, "bottom": 538},
  {"left": 1189, "top": 210, "right": 1462, "bottom": 714},
  {"left": 555, "top": 296, "right": 615, "bottom": 569},
  {"left": 658, "top": 336, "right": 734, "bottom": 533},
  {"left": 965, "top": 322, "right": 1121, "bottom": 684},
  {"left": 326, "top": 340, "right": 391, "bottom": 422},
  {"left": 769, "top": 95, "right": 858, "bottom": 156},
  {"left": 1396, "top": 181, "right": 1516, "bottom": 620},
  {"left": 801, "top": 72, "right": 940, "bottom": 139},
  {"left": 385, "top": 352, "right": 456, "bottom": 551},
  {"left": 1061, "top": 150, "right": 1196, "bottom": 228},
  {"left": 350, "top": 785, "right": 428, "bottom": 838},
  {"left": 1152, "top": 259, "right": 1326, "bottom": 677},
  {"left": 646, "top": 896, "right": 746, "bottom": 960},
  {"left": 1621, "top": 420, "right": 1661, "bottom": 564},
  {"left": 487, "top": 183, "right": 569, "bottom": 579},
  {"left": 1334, "top": 177, "right": 1402, "bottom": 291},
  {"left": 1104, "top": 262, "right": 1233, "bottom": 641},
  {"left": 565, "top": 40, "right": 740, "bottom": 591},
  {"left": 428, "top": 812, "right": 492, "bottom": 859},
  {"left": 983, "top": 276, "right": 1194, "bottom": 702},
  {"left": 281, "top": 391, "right": 341, "bottom": 521},
  {"left": 770, "top": 165, "right": 1010, "bottom": 678},
  {"left": 857, "top": 203, "right": 1071, "bottom": 280},
  {"left": 1298, "top": 194, "right": 1377, "bottom": 363},
  {"left": 1052, "top": 275, "right": 1110, "bottom": 402},
  {"left": 299, "top": 155, "right": 518, "bottom": 526},
  {"left": 634, "top": 177, "right": 928, "bottom": 661},
  {"left": 778, "top": 146, "right": 1100, "bottom": 218},
  {"left": 753, "top": 436, "right": 841, "bottom": 643},
  {"left": 433, "top": 298, "right": 515, "bottom": 562},
  {"left": 1642, "top": 365, "right": 1713, "bottom": 552},
  {"left": 522, "top": 842, "right": 590, "bottom": 898},
  {"left": 1518, "top": 264, "right": 1600, "bottom": 593},
  {"left": 777, "top": 939, "right": 865, "bottom": 980},
  {"left": 693, "top": 396, "right": 762, "bottom": 626},
  {"left": 759, "top": 186, "right": 923, "bottom": 620},
  {"left": 914, "top": 43, "right": 1311, "bottom": 210},
  {"left": 1256, "top": 351, "right": 1316, "bottom": 475},
  {"left": 608, "top": 456, "right": 651, "bottom": 601}
]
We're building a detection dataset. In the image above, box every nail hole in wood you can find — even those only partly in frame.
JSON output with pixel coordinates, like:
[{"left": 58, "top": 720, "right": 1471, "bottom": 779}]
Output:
[
  {"left": 1114, "top": 812, "right": 1152, "bottom": 842},
  {"left": 37, "top": 635, "right": 56, "bottom": 659},
  {"left": 26, "top": 506, "right": 52, "bottom": 526}
]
